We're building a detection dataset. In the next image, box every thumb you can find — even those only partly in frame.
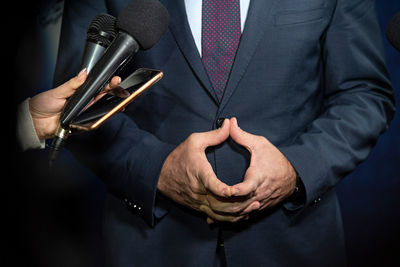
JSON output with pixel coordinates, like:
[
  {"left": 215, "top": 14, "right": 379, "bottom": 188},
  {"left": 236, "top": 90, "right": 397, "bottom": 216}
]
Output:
[
  {"left": 229, "top": 117, "right": 257, "bottom": 152},
  {"left": 198, "top": 118, "right": 230, "bottom": 149},
  {"left": 198, "top": 161, "right": 231, "bottom": 197},
  {"left": 54, "top": 68, "right": 87, "bottom": 98}
]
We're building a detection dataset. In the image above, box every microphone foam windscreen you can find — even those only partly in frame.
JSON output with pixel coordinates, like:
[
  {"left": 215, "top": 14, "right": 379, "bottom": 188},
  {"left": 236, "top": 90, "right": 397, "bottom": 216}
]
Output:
[
  {"left": 387, "top": 13, "right": 400, "bottom": 52},
  {"left": 87, "top": 14, "right": 117, "bottom": 47},
  {"left": 116, "top": 0, "right": 169, "bottom": 50}
]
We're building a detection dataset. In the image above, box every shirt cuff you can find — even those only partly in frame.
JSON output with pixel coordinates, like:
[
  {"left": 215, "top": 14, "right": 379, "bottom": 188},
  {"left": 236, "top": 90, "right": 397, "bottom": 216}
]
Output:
[
  {"left": 282, "top": 175, "right": 306, "bottom": 211},
  {"left": 17, "top": 98, "right": 45, "bottom": 151}
]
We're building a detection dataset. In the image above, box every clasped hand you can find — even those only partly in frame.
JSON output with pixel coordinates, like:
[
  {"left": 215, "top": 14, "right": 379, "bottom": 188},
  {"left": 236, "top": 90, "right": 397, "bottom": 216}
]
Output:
[{"left": 157, "top": 118, "right": 298, "bottom": 224}]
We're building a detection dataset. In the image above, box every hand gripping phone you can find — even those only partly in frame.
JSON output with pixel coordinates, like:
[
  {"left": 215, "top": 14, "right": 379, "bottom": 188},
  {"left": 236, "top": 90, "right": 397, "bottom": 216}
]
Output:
[{"left": 69, "top": 68, "right": 163, "bottom": 132}]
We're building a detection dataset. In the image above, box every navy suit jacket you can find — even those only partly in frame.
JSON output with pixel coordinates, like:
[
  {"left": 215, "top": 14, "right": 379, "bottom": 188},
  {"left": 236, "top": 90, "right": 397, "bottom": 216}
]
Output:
[{"left": 54, "top": 0, "right": 395, "bottom": 266}]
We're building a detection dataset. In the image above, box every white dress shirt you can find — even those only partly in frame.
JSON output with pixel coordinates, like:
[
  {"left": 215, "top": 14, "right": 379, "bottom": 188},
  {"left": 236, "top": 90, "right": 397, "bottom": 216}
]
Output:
[{"left": 184, "top": 0, "right": 251, "bottom": 56}]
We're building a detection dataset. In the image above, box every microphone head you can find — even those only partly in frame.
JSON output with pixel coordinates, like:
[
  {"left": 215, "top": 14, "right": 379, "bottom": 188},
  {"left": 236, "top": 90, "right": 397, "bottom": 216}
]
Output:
[
  {"left": 87, "top": 13, "right": 117, "bottom": 47},
  {"left": 387, "top": 13, "right": 400, "bottom": 52},
  {"left": 116, "top": 0, "right": 169, "bottom": 50}
]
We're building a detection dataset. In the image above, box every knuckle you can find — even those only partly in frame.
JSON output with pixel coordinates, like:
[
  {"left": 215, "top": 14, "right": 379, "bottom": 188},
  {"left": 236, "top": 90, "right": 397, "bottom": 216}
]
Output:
[
  {"left": 207, "top": 199, "right": 221, "bottom": 211},
  {"left": 251, "top": 136, "right": 266, "bottom": 151},
  {"left": 241, "top": 183, "right": 255, "bottom": 195},
  {"left": 190, "top": 181, "right": 205, "bottom": 194},
  {"left": 229, "top": 216, "right": 243, "bottom": 223},
  {"left": 258, "top": 135, "right": 268, "bottom": 143},
  {"left": 188, "top": 190, "right": 198, "bottom": 201},
  {"left": 67, "top": 78, "right": 77, "bottom": 88},
  {"left": 228, "top": 205, "right": 242, "bottom": 214},
  {"left": 208, "top": 202, "right": 218, "bottom": 212},
  {"left": 187, "top": 133, "right": 200, "bottom": 146},
  {"left": 189, "top": 132, "right": 199, "bottom": 139}
]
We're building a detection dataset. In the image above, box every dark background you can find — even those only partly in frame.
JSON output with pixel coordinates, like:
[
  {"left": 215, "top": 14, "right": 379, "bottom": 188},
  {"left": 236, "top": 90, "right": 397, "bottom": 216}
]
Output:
[{"left": 7, "top": 0, "right": 400, "bottom": 266}]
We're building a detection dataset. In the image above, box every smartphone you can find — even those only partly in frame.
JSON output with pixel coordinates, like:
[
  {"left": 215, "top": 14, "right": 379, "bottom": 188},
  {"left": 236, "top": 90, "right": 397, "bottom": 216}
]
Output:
[{"left": 69, "top": 68, "right": 163, "bottom": 131}]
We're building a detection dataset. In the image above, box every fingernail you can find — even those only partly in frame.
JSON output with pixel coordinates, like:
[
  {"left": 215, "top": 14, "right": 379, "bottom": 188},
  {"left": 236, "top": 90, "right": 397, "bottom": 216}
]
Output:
[
  {"left": 117, "top": 77, "right": 122, "bottom": 84},
  {"left": 122, "top": 90, "right": 130, "bottom": 97},
  {"left": 222, "top": 188, "right": 229, "bottom": 197},
  {"left": 235, "top": 120, "right": 240, "bottom": 128},
  {"left": 250, "top": 201, "right": 260, "bottom": 211},
  {"left": 232, "top": 188, "right": 239, "bottom": 196},
  {"left": 78, "top": 68, "right": 86, "bottom": 77}
]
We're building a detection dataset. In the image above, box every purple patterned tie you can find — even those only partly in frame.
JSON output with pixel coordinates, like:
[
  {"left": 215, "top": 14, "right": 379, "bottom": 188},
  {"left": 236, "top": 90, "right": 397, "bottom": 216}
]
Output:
[{"left": 202, "top": 0, "right": 241, "bottom": 102}]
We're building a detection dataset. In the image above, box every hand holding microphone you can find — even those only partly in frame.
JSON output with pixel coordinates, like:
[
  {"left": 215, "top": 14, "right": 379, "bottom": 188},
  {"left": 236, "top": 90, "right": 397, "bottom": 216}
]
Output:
[
  {"left": 28, "top": 71, "right": 124, "bottom": 141},
  {"left": 49, "top": 0, "right": 169, "bottom": 167},
  {"left": 29, "top": 69, "right": 87, "bottom": 141}
]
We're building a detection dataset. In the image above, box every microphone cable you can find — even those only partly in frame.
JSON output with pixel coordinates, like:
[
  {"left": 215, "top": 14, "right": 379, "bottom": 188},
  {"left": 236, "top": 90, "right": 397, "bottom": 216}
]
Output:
[{"left": 48, "top": 126, "right": 70, "bottom": 169}]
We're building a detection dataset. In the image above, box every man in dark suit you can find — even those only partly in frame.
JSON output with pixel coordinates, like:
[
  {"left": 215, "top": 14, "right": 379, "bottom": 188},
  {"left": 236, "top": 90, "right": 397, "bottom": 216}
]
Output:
[{"left": 54, "top": 0, "right": 395, "bottom": 266}]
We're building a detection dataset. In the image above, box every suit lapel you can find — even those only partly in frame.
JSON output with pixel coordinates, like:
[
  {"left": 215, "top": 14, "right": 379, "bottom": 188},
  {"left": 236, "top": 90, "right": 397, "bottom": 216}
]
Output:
[
  {"left": 219, "top": 0, "right": 275, "bottom": 111},
  {"left": 160, "top": 0, "right": 218, "bottom": 103}
]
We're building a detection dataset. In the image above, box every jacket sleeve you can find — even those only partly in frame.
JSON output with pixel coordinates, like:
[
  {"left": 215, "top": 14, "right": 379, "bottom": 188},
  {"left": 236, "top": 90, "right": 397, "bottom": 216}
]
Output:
[
  {"left": 54, "top": 0, "right": 175, "bottom": 227},
  {"left": 67, "top": 113, "right": 175, "bottom": 227},
  {"left": 279, "top": 0, "right": 395, "bottom": 211}
]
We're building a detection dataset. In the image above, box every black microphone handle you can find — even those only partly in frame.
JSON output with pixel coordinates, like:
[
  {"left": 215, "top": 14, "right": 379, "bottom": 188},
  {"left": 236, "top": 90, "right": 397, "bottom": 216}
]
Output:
[
  {"left": 60, "top": 31, "right": 139, "bottom": 129},
  {"left": 80, "top": 42, "right": 107, "bottom": 73}
]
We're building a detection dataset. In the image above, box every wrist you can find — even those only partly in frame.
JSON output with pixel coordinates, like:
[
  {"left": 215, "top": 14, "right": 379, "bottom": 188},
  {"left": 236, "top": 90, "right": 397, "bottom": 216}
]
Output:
[
  {"left": 29, "top": 98, "right": 60, "bottom": 140},
  {"left": 31, "top": 116, "right": 59, "bottom": 141}
]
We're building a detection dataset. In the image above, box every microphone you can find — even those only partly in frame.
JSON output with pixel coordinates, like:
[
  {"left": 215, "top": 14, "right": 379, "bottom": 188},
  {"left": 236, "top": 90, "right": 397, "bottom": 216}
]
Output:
[
  {"left": 387, "top": 12, "right": 400, "bottom": 52},
  {"left": 80, "top": 13, "right": 117, "bottom": 73},
  {"left": 48, "top": 14, "right": 117, "bottom": 168},
  {"left": 49, "top": 0, "right": 169, "bottom": 168}
]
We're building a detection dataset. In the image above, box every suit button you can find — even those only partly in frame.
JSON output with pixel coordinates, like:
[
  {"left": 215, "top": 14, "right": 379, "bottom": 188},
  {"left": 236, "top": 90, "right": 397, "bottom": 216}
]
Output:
[
  {"left": 313, "top": 197, "right": 321, "bottom": 204},
  {"left": 124, "top": 198, "right": 142, "bottom": 212},
  {"left": 132, "top": 204, "right": 142, "bottom": 213},
  {"left": 124, "top": 198, "right": 131, "bottom": 206},
  {"left": 216, "top": 118, "right": 226, "bottom": 128}
]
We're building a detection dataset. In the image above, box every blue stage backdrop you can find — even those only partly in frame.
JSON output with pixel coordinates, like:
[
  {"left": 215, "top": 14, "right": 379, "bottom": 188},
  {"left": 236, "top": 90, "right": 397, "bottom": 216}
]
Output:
[{"left": 12, "top": 1, "right": 400, "bottom": 266}]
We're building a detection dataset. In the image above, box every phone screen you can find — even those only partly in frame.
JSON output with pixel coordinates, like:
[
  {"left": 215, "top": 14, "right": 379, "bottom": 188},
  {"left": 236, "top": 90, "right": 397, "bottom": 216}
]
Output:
[{"left": 69, "top": 68, "right": 162, "bottom": 131}]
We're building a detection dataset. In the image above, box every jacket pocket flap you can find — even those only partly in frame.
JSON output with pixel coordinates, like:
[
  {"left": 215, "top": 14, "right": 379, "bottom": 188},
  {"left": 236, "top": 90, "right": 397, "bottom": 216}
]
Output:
[{"left": 275, "top": 8, "right": 325, "bottom": 26}]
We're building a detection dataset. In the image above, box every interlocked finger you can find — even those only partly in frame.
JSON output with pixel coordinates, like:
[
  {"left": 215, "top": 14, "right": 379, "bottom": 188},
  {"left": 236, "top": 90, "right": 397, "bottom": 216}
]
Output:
[{"left": 200, "top": 205, "right": 248, "bottom": 223}]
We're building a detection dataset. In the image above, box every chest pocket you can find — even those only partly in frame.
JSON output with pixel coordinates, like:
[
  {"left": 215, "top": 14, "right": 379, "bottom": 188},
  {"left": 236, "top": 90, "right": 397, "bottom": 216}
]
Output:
[
  {"left": 274, "top": 0, "right": 327, "bottom": 26},
  {"left": 275, "top": 8, "right": 326, "bottom": 26},
  {"left": 277, "top": 0, "right": 326, "bottom": 10}
]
